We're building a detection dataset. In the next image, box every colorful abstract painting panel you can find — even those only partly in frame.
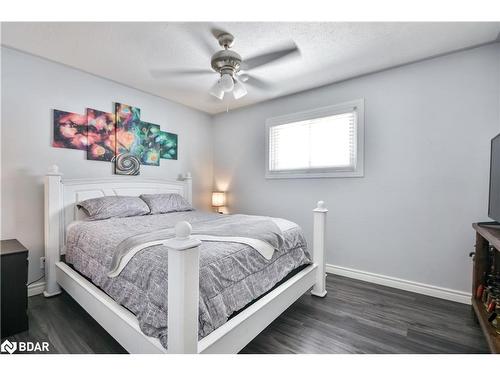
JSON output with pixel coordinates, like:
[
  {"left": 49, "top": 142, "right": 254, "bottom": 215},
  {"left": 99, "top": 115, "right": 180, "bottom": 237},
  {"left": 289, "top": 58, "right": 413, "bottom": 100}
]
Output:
[
  {"left": 157, "top": 131, "right": 178, "bottom": 160},
  {"left": 115, "top": 103, "right": 141, "bottom": 154},
  {"left": 87, "top": 109, "right": 116, "bottom": 161},
  {"left": 137, "top": 122, "right": 161, "bottom": 166},
  {"left": 53, "top": 110, "right": 88, "bottom": 150},
  {"left": 115, "top": 153, "right": 141, "bottom": 175},
  {"left": 115, "top": 103, "right": 141, "bottom": 174}
]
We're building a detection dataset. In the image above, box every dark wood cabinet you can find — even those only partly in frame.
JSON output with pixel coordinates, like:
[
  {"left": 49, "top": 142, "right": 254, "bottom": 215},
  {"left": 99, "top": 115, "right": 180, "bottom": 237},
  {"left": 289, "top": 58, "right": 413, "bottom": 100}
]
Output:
[
  {"left": 471, "top": 224, "right": 500, "bottom": 354},
  {"left": 1, "top": 239, "right": 29, "bottom": 338}
]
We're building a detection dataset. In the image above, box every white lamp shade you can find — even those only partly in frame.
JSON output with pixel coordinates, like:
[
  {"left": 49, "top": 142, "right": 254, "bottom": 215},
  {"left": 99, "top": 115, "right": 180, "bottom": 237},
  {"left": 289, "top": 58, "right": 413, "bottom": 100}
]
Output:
[
  {"left": 232, "top": 79, "right": 248, "bottom": 99},
  {"left": 220, "top": 74, "right": 235, "bottom": 92},
  {"left": 212, "top": 192, "right": 226, "bottom": 207},
  {"left": 209, "top": 81, "right": 224, "bottom": 100}
]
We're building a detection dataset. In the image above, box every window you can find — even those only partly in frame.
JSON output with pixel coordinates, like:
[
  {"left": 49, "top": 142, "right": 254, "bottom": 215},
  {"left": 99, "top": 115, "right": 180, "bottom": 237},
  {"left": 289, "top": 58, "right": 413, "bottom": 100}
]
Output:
[{"left": 266, "top": 99, "right": 364, "bottom": 179}]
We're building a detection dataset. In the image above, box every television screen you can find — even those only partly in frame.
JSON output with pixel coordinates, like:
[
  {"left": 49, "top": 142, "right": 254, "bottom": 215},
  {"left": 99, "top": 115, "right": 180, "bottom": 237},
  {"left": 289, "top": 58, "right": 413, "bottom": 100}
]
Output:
[{"left": 489, "top": 134, "right": 500, "bottom": 222}]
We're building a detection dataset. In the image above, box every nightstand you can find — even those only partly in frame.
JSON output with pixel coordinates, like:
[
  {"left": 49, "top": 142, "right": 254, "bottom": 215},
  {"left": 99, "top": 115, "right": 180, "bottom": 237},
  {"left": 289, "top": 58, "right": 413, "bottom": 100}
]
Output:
[{"left": 1, "top": 239, "right": 29, "bottom": 338}]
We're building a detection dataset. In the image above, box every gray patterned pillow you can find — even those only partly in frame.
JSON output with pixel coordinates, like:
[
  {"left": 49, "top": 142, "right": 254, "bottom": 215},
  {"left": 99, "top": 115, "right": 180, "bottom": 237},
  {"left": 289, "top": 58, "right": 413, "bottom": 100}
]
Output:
[
  {"left": 140, "top": 193, "right": 193, "bottom": 214},
  {"left": 77, "top": 196, "right": 150, "bottom": 221}
]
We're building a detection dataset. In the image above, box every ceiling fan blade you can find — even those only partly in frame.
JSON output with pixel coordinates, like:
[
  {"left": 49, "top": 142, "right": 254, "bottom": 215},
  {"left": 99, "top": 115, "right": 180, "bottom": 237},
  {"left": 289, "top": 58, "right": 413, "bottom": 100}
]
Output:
[
  {"left": 237, "top": 73, "right": 249, "bottom": 82},
  {"left": 241, "top": 42, "right": 300, "bottom": 71},
  {"left": 242, "top": 75, "right": 273, "bottom": 90},
  {"left": 150, "top": 68, "right": 213, "bottom": 79},
  {"left": 189, "top": 29, "right": 218, "bottom": 57}
]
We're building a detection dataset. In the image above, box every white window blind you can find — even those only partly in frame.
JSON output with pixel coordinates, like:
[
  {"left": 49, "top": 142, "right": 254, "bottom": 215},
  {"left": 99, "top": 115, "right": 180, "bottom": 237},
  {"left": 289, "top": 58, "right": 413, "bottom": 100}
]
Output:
[{"left": 268, "top": 111, "right": 357, "bottom": 172}]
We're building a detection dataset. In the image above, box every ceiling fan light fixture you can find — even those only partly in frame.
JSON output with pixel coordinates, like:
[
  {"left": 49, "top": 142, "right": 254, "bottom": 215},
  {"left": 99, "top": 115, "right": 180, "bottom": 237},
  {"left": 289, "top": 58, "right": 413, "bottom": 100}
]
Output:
[
  {"left": 219, "top": 73, "right": 234, "bottom": 92},
  {"left": 209, "top": 81, "right": 224, "bottom": 100},
  {"left": 233, "top": 80, "right": 247, "bottom": 99},
  {"left": 200, "top": 30, "right": 298, "bottom": 102}
]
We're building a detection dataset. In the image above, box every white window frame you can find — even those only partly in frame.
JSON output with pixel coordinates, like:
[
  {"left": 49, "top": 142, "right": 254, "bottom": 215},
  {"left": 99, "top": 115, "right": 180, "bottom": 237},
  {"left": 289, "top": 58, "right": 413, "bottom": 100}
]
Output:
[{"left": 265, "top": 99, "right": 365, "bottom": 179}]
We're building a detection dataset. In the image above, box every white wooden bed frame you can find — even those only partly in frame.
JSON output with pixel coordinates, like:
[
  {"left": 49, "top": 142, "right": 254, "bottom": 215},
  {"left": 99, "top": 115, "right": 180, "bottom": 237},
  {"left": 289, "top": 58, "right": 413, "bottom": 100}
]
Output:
[{"left": 43, "top": 165, "right": 327, "bottom": 354}]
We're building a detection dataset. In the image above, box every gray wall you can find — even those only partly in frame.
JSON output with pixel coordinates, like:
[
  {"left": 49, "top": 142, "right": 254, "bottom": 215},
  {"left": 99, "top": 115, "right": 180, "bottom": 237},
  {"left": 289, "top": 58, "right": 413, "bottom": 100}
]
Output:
[
  {"left": 213, "top": 44, "right": 500, "bottom": 293},
  {"left": 1, "top": 47, "right": 214, "bottom": 283},
  {"left": 2, "top": 44, "right": 499, "bottom": 294}
]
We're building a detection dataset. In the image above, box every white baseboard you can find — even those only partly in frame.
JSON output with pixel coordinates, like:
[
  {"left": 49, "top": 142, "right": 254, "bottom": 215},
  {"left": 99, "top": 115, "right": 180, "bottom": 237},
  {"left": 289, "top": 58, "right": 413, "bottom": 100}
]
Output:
[
  {"left": 28, "top": 280, "right": 46, "bottom": 297},
  {"left": 27, "top": 267, "right": 471, "bottom": 305},
  {"left": 326, "top": 264, "right": 471, "bottom": 305}
]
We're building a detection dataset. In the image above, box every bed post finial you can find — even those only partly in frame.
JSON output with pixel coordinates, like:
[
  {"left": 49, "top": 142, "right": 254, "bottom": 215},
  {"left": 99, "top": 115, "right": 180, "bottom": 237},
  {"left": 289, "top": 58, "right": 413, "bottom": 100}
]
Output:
[
  {"left": 47, "top": 164, "right": 62, "bottom": 176},
  {"left": 44, "top": 165, "right": 63, "bottom": 297},
  {"left": 184, "top": 172, "right": 193, "bottom": 206},
  {"left": 175, "top": 221, "right": 191, "bottom": 239},
  {"left": 164, "top": 220, "right": 201, "bottom": 353},
  {"left": 311, "top": 200, "right": 328, "bottom": 298}
]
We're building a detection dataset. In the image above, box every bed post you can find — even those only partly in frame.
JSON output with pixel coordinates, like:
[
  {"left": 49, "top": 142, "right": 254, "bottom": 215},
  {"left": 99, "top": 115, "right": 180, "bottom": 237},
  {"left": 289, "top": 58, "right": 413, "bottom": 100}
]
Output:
[
  {"left": 184, "top": 172, "right": 193, "bottom": 205},
  {"left": 311, "top": 200, "right": 328, "bottom": 297},
  {"left": 44, "top": 165, "right": 63, "bottom": 297},
  {"left": 164, "top": 221, "right": 202, "bottom": 353}
]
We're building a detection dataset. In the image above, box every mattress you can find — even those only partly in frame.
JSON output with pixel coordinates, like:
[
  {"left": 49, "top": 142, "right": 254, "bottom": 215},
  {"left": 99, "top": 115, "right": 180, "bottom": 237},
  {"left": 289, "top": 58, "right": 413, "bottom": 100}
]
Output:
[{"left": 64, "top": 210, "right": 311, "bottom": 349}]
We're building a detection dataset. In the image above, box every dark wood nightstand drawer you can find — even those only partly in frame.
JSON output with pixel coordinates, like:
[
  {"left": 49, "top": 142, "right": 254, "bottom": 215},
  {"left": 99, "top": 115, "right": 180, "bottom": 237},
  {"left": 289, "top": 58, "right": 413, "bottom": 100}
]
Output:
[{"left": 1, "top": 239, "right": 29, "bottom": 338}]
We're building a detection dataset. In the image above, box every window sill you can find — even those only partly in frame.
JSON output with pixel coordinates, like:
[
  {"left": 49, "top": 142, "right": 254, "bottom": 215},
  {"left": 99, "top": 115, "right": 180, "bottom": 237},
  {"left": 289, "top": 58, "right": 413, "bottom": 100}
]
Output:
[{"left": 265, "top": 169, "right": 364, "bottom": 179}]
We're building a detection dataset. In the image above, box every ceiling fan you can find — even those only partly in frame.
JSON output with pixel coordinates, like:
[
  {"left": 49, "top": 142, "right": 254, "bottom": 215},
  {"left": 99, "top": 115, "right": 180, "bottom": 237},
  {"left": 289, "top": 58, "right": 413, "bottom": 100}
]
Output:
[{"left": 151, "top": 28, "right": 300, "bottom": 101}]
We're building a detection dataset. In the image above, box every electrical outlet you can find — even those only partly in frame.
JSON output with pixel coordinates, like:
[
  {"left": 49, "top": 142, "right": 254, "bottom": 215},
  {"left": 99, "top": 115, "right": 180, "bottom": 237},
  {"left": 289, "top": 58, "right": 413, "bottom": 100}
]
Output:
[{"left": 40, "top": 256, "right": 46, "bottom": 270}]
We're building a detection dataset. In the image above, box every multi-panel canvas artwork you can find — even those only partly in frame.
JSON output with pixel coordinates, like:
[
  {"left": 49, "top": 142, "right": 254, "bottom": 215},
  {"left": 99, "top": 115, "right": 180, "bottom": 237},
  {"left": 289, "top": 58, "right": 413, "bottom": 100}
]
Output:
[
  {"left": 87, "top": 109, "right": 116, "bottom": 162},
  {"left": 52, "top": 102, "right": 177, "bottom": 175},
  {"left": 53, "top": 110, "right": 88, "bottom": 150}
]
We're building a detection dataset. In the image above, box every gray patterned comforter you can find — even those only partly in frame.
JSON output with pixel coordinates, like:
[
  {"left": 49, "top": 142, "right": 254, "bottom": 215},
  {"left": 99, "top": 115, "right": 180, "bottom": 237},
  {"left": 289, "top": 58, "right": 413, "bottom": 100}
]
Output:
[{"left": 65, "top": 211, "right": 311, "bottom": 349}]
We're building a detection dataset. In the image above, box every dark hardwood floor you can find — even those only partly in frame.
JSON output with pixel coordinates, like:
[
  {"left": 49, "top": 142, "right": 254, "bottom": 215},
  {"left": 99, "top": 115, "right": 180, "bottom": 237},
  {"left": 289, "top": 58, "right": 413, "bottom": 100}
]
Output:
[{"left": 6, "top": 275, "right": 489, "bottom": 354}]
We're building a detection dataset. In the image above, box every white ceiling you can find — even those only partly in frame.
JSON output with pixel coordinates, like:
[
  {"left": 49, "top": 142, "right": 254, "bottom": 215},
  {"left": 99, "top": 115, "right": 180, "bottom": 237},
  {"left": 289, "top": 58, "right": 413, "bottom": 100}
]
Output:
[{"left": 2, "top": 22, "right": 499, "bottom": 114}]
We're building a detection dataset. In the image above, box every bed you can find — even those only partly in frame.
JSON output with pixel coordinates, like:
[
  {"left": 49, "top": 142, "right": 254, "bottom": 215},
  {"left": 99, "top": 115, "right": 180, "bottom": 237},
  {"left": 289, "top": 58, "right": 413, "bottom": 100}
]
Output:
[{"left": 43, "top": 165, "right": 328, "bottom": 354}]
